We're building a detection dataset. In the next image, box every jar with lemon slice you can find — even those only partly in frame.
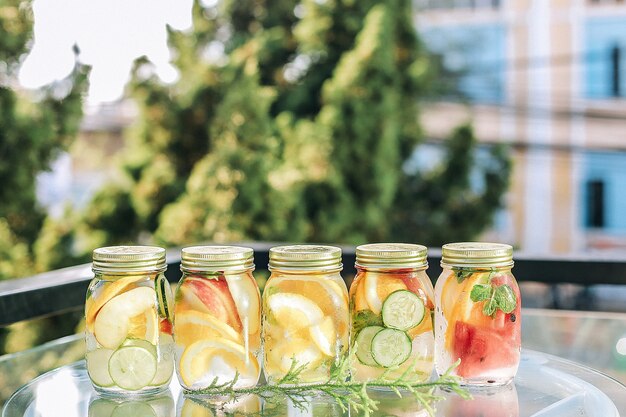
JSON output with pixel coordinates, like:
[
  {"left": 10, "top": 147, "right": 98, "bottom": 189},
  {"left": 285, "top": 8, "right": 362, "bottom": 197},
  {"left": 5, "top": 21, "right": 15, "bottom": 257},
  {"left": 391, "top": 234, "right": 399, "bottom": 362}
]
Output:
[
  {"left": 349, "top": 243, "right": 435, "bottom": 382},
  {"left": 85, "top": 246, "right": 174, "bottom": 395},
  {"left": 263, "top": 245, "right": 349, "bottom": 384},
  {"left": 434, "top": 242, "right": 521, "bottom": 386},
  {"left": 173, "top": 246, "right": 261, "bottom": 391}
]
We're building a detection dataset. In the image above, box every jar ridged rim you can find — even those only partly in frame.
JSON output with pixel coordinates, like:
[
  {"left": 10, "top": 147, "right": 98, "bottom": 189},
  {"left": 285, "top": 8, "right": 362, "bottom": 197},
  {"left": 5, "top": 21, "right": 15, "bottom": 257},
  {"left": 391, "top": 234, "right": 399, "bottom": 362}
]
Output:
[
  {"left": 92, "top": 246, "right": 166, "bottom": 273},
  {"left": 181, "top": 245, "right": 254, "bottom": 272},
  {"left": 441, "top": 242, "right": 513, "bottom": 268},
  {"left": 356, "top": 243, "right": 428, "bottom": 269},
  {"left": 269, "top": 245, "right": 342, "bottom": 272}
]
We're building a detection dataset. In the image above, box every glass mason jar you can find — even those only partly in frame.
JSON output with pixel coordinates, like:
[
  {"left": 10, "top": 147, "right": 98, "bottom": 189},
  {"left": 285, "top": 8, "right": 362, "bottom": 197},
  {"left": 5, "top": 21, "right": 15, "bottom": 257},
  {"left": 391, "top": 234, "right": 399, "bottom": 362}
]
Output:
[
  {"left": 174, "top": 246, "right": 261, "bottom": 391},
  {"left": 85, "top": 246, "right": 174, "bottom": 395},
  {"left": 349, "top": 243, "right": 435, "bottom": 382},
  {"left": 263, "top": 245, "right": 350, "bottom": 385},
  {"left": 434, "top": 242, "right": 521, "bottom": 386}
]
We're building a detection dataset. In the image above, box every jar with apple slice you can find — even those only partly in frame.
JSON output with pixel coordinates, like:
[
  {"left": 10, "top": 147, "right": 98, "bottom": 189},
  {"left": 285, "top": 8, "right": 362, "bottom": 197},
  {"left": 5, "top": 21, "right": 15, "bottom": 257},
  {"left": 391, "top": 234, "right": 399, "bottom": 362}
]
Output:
[
  {"left": 434, "top": 242, "right": 521, "bottom": 386},
  {"left": 350, "top": 243, "right": 435, "bottom": 383},
  {"left": 174, "top": 246, "right": 261, "bottom": 391},
  {"left": 85, "top": 246, "right": 174, "bottom": 396},
  {"left": 263, "top": 245, "right": 349, "bottom": 385}
]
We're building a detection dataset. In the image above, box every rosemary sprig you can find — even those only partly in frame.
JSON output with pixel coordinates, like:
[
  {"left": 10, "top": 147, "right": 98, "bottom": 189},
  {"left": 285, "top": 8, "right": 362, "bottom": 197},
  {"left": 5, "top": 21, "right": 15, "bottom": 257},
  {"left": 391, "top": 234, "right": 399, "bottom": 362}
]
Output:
[{"left": 190, "top": 352, "right": 470, "bottom": 416}]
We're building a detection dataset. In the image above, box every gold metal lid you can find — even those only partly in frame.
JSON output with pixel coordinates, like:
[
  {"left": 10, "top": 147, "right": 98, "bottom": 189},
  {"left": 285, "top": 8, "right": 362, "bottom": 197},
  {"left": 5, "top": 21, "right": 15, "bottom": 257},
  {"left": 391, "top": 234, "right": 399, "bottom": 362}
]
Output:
[
  {"left": 92, "top": 246, "right": 166, "bottom": 273},
  {"left": 181, "top": 245, "right": 254, "bottom": 272},
  {"left": 441, "top": 242, "right": 513, "bottom": 268},
  {"left": 356, "top": 243, "right": 428, "bottom": 269},
  {"left": 269, "top": 245, "right": 342, "bottom": 272}
]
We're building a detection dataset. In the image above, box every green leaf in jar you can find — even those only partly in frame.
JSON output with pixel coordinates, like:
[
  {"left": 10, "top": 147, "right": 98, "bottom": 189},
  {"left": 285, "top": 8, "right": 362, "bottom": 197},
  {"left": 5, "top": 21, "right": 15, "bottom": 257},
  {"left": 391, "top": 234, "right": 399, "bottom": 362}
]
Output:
[
  {"left": 455, "top": 269, "right": 473, "bottom": 283},
  {"left": 352, "top": 310, "right": 383, "bottom": 336},
  {"left": 470, "top": 282, "right": 517, "bottom": 317},
  {"left": 494, "top": 284, "right": 517, "bottom": 314},
  {"left": 469, "top": 284, "right": 492, "bottom": 302}
]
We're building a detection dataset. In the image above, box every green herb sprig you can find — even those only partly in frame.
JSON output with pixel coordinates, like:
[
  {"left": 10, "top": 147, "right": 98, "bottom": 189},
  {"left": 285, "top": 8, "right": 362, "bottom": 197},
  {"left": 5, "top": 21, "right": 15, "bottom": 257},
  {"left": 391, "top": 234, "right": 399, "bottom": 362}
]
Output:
[
  {"left": 191, "top": 352, "right": 470, "bottom": 417},
  {"left": 470, "top": 281, "right": 517, "bottom": 316}
]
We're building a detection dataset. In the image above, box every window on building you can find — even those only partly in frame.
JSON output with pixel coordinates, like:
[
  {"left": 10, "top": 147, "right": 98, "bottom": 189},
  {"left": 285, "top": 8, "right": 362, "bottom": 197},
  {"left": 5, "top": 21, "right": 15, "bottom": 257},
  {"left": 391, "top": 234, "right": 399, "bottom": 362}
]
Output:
[
  {"left": 585, "top": 18, "right": 626, "bottom": 99},
  {"left": 586, "top": 179, "right": 605, "bottom": 228}
]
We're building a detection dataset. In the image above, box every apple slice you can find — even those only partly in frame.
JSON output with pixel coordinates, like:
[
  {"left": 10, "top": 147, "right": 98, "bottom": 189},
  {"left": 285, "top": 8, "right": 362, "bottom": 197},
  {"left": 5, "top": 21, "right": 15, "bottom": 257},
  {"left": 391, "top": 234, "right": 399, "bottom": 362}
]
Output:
[
  {"left": 179, "top": 277, "right": 242, "bottom": 332},
  {"left": 94, "top": 286, "right": 156, "bottom": 349},
  {"left": 86, "top": 275, "right": 143, "bottom": 332}
]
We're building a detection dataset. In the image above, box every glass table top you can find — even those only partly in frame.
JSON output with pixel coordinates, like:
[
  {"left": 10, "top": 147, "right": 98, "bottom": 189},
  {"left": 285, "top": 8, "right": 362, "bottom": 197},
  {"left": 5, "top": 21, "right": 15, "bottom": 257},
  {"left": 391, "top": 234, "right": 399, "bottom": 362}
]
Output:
[{"left": 2, "top": 349, "right": 624, "bottom": 417}]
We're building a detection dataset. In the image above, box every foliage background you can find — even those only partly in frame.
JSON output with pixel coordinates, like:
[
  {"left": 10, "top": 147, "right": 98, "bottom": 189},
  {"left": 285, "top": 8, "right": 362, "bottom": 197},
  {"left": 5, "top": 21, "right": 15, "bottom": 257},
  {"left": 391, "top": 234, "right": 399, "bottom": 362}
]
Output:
[{"left": 0, "top": 0, "right": 510, "bottom": 357}]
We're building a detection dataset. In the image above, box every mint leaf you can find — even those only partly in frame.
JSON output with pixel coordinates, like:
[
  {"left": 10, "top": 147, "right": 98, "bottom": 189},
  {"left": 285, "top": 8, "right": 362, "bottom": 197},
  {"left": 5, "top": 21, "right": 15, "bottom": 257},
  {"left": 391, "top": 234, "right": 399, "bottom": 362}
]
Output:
[
  {"left": 494, "top": 284, "right": 517, "bottom": 314},
  {"left": 352, "top": 310, "right": 383, "bottom": 335},
  {"left": 455, "top": 269, "right": 473, "bottom": 283},
  {"left": 470, "top": 284, "right": 492, "bottom": 302}
]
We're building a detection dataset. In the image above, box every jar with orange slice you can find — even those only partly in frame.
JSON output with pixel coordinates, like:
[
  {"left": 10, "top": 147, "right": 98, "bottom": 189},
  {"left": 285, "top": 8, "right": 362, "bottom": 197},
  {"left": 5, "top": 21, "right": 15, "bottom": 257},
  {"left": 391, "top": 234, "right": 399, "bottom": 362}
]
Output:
[
  {"left": 263, "top": 245, "right": 349, "bottom": 384},
  {"left": 85, "top": 246, "right": 174, "bottom": 395},
  {"left": 173, "top": 246, "right": 261, "bottom": 391},
  {"left": 349, "top": 243, "right": 435, "bottom": 382},
  {"left": 434, "top": 242, "right": 521, "bottom": 386}
]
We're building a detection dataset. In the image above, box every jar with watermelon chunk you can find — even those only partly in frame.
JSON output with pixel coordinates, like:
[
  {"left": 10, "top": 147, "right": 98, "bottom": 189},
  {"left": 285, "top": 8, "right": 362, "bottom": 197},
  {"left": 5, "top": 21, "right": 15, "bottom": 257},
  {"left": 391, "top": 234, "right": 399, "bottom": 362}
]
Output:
[
  {"left": 173, "top": 246, "right": 261, "bottom": 391},
  {"left": 263, "top": 245, "right": 349, "bottom": 384},
  {"left": 349, "top": 243, "right": 435, "bottom": 383},
  {"left": 85, "top": 246, "right": 174, "bottom": 395},
  {"left": 434, "top": 242, "right": 521, "bottom": 386}
]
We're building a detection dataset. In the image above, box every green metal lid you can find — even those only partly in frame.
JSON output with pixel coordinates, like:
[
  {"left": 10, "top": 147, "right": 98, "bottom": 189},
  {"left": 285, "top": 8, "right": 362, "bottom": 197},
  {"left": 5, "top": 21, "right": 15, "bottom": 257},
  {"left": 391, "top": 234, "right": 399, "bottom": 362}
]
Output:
[
  {"left": 269, "top": 245, "right": 342, "bottom": 272},
  {"left": 92, "top": 246, "right": 166, "bottom": 273},
  {"left": 181, "top": 246, "right": 254, "bottom": 272},
  {"left": 441, "top": 242, "right": 514, "bottom": 268},
  {"left": 356, "top": 243, "right": 428, "bottom": 269}
]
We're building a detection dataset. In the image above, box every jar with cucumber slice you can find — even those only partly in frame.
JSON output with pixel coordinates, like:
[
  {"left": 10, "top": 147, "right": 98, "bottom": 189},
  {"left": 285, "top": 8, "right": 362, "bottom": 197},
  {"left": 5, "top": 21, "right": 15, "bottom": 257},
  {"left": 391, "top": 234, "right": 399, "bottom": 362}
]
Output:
[
  {"left": 349, "top": 243, "right": 435, "bottom": 383},
  {"left": 434, "top": 242, "right": 521, "bottom": 386},
  {"left": 85, "top": 246, "right": 174, "bottom": 395}
]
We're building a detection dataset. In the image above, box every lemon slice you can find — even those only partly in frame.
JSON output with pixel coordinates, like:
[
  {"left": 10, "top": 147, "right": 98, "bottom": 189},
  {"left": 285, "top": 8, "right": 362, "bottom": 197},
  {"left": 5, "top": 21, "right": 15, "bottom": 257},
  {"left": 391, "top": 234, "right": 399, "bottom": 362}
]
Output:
[
  {"left": 266, "top": 293, "right": 324, "bottom": 330},
  {"left": 274, "top": 339, "right": 323, "bottom": 373},
  {"left": 127, "top": 309, "right": 159, "bottom": 345},
  {"left": 309, "top": 316, "right": 335, "bottom": 357},
  {"left": 180, "top": 399, "right": 215, "bottom": 417},
  {"left": 225, "top": 274, "right": 261, "bottom": 334},
  {"left": 108, "top": 345, "right": 157, "bottom": 390},
  {"left": 174, "top": 310, "right": 241, "bottom": 347},
  {"left": 179, "top": 338, "right": 258, "bottom": 388},
  {"left": 86, "top": 348, "right": 115, "bottom": 387},
  {"left": 94, "top": 287, "right": 156, "bottom": 349},
  {"left": 364, "top": 273, "right": 407, "bottom": 315},
  {"left": 276, "top": 277, "right": 348, "bottom": 315}
]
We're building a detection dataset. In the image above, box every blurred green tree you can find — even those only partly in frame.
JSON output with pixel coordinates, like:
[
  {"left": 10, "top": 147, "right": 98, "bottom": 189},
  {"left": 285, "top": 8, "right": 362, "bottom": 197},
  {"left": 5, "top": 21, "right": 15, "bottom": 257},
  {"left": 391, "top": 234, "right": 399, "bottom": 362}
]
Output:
[
  {"left": 79, "top": 0, "right": 509, "bottom": 249},
  {"left": 0, "top": 0, "right": 87, "bottom": 276}
]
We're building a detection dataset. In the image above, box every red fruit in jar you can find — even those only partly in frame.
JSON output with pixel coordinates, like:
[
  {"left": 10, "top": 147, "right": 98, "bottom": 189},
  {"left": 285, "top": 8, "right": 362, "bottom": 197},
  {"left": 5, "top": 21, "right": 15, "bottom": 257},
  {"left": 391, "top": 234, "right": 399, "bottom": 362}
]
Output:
[
  {"left": 182, "top": 277, "right": 242, "bottom": 331},
  {"left": 453, "top": 321, "right": 519, "bottom": 378},
  {"left": 159, "top": 318, "right": 172, "bottom": 335}
]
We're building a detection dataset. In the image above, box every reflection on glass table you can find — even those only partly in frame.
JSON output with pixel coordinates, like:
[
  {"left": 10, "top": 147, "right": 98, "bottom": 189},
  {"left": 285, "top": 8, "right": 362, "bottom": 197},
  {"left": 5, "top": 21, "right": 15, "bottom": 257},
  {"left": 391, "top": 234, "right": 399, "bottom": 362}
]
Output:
[{"left": 2, "top": 350, "right": 624, "bottom": 417}]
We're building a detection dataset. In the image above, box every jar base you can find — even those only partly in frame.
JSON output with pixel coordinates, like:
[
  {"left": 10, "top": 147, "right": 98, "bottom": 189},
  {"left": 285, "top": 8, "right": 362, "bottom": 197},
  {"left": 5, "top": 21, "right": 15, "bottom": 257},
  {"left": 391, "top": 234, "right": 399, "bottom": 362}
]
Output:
[{"left": 93, "top": 384, "right": 169, "bottom": 398}]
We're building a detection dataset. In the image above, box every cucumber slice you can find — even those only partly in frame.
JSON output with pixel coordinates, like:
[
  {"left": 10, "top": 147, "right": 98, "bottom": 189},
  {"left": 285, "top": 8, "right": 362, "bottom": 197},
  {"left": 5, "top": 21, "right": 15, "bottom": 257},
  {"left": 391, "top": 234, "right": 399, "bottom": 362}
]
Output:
[
  {"left": 86, "top": 348, "right": 115, "bottom": 387},
  {"left": 371, "top": 328, "right": 412, "bottom": 368},
  {"left": 354, "top": 326, "right": 384, "bottom": 366},
  {"left": 108, "top": 345, "right": 157, "bottom": 390},
  {"left": 156, "top": 276, "right": 173, "bottom": 320},
  {"left": 381, "top": 290, "right": 425, "bottom": 331},
  {"left": 151, "top": 353, "right": 174, "bottom": 386},
  {"left": 122, "top": 338, "right": 157, "bottom": 358}
]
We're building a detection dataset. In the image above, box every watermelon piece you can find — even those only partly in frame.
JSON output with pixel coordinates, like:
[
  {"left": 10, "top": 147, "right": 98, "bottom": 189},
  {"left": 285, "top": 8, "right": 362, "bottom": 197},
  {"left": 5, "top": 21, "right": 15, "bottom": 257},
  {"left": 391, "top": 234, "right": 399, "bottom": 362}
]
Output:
[
  {"left": 159, "top": 318, "right": 172, "bottom": 335},
  {"left": 453, "top": 321, "right": 519, "bottom": 378}
]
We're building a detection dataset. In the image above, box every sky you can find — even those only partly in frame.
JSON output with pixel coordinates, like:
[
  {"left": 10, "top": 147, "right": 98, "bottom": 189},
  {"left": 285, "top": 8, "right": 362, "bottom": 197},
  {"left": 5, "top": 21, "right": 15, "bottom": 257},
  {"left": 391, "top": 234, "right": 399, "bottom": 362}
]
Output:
[{"left": 18, "top": 0, "right": 194, "bottom": 104}]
